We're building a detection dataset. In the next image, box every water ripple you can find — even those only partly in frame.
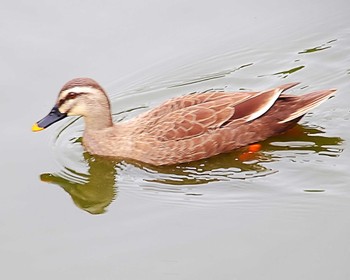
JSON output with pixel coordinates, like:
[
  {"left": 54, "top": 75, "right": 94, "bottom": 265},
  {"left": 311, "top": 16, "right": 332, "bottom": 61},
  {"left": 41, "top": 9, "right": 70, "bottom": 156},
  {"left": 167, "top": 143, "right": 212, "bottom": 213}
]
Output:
[{"left": 40, "top": 33, "right": 348, "bottom": 213}]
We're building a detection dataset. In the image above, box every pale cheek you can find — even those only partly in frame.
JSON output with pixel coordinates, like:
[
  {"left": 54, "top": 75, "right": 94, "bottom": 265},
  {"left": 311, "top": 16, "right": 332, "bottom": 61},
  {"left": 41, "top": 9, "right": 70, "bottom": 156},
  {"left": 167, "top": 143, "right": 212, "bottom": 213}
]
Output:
[
  {"left": 66, "top": 104, "right": 88, "bottom": 116},
  {"left": 58, "top": 104, "right": 70, "bottom": 114}
]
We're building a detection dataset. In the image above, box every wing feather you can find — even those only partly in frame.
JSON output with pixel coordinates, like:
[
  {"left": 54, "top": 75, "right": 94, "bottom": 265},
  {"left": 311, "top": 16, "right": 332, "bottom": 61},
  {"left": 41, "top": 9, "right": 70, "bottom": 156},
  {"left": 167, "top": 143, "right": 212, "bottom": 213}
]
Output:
[
  {"left": 147, "top": 98, "right": 236, "bottom": 141},
  {"left": 138, "top": 84, "right": 300, "bottom": 141}
]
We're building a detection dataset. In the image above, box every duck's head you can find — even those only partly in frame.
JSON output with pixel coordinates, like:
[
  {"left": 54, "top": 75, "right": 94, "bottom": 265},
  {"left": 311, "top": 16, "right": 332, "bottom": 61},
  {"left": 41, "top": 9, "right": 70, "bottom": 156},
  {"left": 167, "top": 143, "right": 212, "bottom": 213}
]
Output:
[{"left": 32, "top": 78, "right": 112, "bottom": 132}]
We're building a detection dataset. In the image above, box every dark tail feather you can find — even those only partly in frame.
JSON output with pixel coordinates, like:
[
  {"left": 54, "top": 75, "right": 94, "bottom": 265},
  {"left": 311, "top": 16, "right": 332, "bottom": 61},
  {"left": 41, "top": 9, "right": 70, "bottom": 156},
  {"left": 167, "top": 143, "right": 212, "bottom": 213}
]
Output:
[{"left": 278, "top": 89, "right": 336, "bottom": 123}]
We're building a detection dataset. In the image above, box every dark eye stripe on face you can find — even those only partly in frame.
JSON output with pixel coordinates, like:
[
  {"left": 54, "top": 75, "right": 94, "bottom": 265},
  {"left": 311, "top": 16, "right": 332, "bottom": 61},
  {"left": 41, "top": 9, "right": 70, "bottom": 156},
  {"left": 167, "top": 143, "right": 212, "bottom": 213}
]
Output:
[{"left": 58, "top": 92, "right": 84, "bottom": 107}]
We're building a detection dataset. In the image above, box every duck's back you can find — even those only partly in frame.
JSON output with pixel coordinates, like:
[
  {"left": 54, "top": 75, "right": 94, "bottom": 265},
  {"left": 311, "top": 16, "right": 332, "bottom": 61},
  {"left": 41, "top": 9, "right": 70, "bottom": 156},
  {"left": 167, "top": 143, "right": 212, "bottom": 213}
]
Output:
[{"left": 83, "top": 84, "right": 335, "bottom": 165}]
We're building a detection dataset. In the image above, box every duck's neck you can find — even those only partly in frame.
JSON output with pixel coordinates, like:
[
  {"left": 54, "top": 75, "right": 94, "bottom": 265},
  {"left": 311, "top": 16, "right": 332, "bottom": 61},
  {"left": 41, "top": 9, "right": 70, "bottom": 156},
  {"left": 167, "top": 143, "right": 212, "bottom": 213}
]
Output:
[{"left": 83, "top": 109, "right": 113, "bottom": 131}]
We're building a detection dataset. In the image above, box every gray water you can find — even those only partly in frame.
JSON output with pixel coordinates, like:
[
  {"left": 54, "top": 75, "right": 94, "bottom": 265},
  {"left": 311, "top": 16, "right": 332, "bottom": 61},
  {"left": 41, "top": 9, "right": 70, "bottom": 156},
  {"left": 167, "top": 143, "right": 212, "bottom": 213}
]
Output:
[{"left": 2, "top": 1, "right": 350, "bottom": 279}]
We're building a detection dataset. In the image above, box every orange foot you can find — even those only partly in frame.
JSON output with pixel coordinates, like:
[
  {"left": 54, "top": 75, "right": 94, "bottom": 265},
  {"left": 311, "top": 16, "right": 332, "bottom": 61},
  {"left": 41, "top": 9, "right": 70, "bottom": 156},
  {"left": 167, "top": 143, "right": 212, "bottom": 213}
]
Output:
[{"left": 239, "top": 143, "right": 262, "bottom": 161}]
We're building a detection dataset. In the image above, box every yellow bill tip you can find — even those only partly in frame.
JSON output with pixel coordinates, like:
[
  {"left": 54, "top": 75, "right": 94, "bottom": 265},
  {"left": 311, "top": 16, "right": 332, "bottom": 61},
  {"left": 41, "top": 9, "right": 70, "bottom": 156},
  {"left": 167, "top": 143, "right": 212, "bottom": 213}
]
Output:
[{"left": 32, "top": 123, "right": 44, "bottom": 132}]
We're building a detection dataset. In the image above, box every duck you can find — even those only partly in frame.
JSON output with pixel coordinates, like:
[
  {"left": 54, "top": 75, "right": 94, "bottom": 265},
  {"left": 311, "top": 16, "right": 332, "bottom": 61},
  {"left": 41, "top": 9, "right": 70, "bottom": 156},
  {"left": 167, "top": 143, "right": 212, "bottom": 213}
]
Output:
[{"left": 32, "top": 78, "right": 336, "bottom": 165}]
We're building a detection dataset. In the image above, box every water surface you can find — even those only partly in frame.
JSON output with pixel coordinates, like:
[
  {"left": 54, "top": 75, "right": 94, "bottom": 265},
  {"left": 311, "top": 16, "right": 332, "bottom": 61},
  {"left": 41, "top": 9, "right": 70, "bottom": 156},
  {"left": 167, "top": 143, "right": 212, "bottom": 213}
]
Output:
[{"left": 2, "top": 1, "right": 350, "bottom": 279}]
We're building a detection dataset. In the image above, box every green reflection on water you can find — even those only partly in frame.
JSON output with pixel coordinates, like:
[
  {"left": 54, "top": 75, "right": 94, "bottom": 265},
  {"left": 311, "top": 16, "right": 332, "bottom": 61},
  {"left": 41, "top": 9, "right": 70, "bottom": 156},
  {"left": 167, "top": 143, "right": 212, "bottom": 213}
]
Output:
[
  {"left": 298, "top": 39, "right": 336, "bottom": 54},
  {"left": 41, "top": 154, "right": 117, "bottom": 215},
  {"left": 39, "top": 125, "right": 343, "bottom": 215},
  {"left": 273, "top": 65, "right": 305, "bottom": 77},
  {"left": 258, "top": 65, "right": 305, "bottom": 78}
]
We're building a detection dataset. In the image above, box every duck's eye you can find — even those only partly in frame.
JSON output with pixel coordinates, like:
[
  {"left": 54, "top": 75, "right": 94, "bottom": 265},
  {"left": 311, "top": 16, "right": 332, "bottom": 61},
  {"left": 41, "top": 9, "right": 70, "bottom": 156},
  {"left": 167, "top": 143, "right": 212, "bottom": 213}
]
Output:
[
  {"left": 67, "top": 92, "right": 76, "bottom": 99},
  {"left": 58, "top": 92, "right": 78, "bottom": 107}
]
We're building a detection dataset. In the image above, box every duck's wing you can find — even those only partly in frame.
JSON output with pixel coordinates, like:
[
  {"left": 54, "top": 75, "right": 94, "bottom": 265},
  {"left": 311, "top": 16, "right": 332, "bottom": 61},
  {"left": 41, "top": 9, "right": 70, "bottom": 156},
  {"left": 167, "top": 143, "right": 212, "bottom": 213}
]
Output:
[
  {"left": 142, "top": 84, "right": 298, "bottom": 141},
  {"left": 145, "top": 97, "right": 236, "bottom": 140},
  {"left": 141, "top": 91, "right": 255, "bottom": 120}
]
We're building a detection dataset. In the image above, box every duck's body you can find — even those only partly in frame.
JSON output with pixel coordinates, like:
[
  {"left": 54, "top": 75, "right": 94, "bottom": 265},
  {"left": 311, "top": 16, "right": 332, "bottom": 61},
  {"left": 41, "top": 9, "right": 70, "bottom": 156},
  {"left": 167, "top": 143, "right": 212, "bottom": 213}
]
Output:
[{"left": 33, "top": 78, "right": 335, "bottom": 165}]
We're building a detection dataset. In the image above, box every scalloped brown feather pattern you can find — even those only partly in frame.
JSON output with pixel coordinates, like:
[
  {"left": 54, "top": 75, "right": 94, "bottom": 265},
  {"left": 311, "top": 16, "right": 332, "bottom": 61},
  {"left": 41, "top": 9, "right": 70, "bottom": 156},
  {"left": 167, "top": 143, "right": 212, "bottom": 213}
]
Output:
[{"left": 55, "top": 79, "right": 335, "bottom": 166}]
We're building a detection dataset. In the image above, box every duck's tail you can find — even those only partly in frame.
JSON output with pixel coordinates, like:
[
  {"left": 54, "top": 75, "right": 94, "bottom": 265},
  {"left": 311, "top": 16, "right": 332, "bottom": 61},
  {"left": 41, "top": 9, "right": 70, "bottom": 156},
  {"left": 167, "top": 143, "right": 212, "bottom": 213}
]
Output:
[{"left": 278, "top": 88, "right": 336, "bottom": 123}]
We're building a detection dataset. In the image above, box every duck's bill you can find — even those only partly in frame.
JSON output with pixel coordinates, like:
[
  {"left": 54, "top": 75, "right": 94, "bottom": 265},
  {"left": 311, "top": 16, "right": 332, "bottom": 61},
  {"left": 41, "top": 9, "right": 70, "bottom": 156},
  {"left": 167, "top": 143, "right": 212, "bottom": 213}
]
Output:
[{"left": 32, "top": 105, "right": 67, "bottom": 132}]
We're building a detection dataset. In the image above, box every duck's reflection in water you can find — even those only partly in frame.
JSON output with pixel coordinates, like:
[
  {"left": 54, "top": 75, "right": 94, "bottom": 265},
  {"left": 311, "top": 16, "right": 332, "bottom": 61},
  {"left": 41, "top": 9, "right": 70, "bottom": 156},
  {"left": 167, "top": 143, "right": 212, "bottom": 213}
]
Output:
[
  {"left": 41, "top": 155, "right": 117, "bottom": 215},
  {"left": 40, "top": 125, "right": 343, "bottom": 214}
]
